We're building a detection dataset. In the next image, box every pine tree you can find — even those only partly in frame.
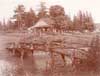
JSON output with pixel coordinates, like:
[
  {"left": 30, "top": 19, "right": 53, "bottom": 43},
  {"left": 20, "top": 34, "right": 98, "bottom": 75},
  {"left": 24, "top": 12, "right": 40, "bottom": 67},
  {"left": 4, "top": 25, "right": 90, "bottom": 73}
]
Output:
[
  {"left": 25, "top": 8, "right": 37, "bottom": 27},
  {"left": 37, "top": 2, "right": 48, "bottom": 19},
  {"left": 13, "top": 5, "right": 26, "bottom": 29},
  {"left": 73, "top": 11, "right": 94, "bottom": 32},
  {"left": 85, "top": 13, "right": 94, "bottom": 31},
  {"left": 73, "top": 15, "right": 80, "bottom": 31},
  {"left": 6, "top": 20, "right": 14, "bottom": 29}
]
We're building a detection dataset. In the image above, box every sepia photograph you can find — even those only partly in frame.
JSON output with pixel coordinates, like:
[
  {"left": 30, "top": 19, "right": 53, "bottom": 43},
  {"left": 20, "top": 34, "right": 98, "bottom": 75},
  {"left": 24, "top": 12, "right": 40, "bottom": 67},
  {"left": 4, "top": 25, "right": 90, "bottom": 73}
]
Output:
[{"left": 0, "top": 0, "right": 100, "bottom": 76}]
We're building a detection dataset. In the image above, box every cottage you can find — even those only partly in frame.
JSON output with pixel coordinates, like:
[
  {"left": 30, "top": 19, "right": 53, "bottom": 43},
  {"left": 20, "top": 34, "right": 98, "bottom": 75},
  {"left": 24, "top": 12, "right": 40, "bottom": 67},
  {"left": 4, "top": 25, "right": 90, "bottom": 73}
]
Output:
[{"left": 28, "top": 18, "right": 53, "bottom": 34}]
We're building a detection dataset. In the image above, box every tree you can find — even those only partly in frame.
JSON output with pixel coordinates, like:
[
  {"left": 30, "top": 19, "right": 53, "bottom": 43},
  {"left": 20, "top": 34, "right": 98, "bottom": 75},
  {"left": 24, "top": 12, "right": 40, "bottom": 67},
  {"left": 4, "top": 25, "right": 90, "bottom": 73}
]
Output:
[
  {"left": 73, "top": 11, "right": 94, "bottom": 32},
  {"left": 0, "top": 21, "right": 3, "bottom": 30},
  {"left": 24, "top": 8, "right": 37, "bottom": 27},
  {"left": 84, "top": 12, "right": 94, "bottom": 31},
  {"left": 2, "top": 19, "right": 7, "bottom": 31},
  {"left": 49, "top": 5, "right": 65, "bottom": 17},
  {"left": 37, "top": 2, "right": 48, "bottom": 19},
  {"left": 49, "top": 5, "right": 72, "bottom": 32},
  {"left": 13, "top": 5, "right": 26, "bottom": 29},
  {"left": 12, "top": 5, "right": 37, "bottom": 29},
  {"left": 6, "top": 20, "right": 14, "bottom": 30},
  {"left": 73, "top": 16, "right": 79, "bottom": 31},
  {"left": 87, "top": 35, "right": 100, "bottom": 71}
]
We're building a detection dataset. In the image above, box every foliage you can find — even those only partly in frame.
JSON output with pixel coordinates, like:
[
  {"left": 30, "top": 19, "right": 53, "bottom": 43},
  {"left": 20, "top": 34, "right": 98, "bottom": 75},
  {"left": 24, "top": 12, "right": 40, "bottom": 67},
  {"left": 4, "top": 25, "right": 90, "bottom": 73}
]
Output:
[
  {"left": 37, "top": 2, "right": 48, "bottom": 20},
  {"left": 49, "top": 5, "right": 72, "bottom": 32},
  {"left": 24, "top": 8, "right": 37, "bottom": 27},
  {"left": 4, "top": 3, "right": 95, "bottom": 32},
  {"left": 12, "top": 5, "right": 37, "bottom": 29},
  {"left": 49, "top": 5, "right": 65, "bottom": 17},
  {"left": 86, "top": 35, "right": 100, "bottom": 71},
  {"left": 73, "top": 11, "right": 94, "bottom": 32}
]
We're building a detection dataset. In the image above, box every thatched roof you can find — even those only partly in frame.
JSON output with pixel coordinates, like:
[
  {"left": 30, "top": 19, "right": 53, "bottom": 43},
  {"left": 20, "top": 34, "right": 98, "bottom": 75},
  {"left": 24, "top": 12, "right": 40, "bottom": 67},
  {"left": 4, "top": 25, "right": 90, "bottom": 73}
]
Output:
[
  {"left": 33, "top": 20, "right": 49, "bottom": 28},
  {"left": 28, "top": 18, "right": 53, "bottom": 31}
]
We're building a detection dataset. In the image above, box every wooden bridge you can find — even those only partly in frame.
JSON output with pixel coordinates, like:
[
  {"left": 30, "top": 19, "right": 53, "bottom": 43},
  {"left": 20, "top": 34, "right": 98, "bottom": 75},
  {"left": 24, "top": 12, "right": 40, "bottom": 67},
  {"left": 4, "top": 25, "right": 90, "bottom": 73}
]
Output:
[{"left": 6, "top": 37, "right": 91, "bottom": 67}]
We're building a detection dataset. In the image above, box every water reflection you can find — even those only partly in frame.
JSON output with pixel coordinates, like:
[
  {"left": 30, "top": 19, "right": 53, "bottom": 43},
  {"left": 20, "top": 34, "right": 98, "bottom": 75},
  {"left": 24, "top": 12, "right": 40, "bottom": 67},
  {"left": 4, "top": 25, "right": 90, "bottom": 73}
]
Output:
[
  {"left": 34, "top": 51, "right": 50, "bottom": 70},
  {"left": 0, "top": 60, "right": 14, "bottom": 76}
]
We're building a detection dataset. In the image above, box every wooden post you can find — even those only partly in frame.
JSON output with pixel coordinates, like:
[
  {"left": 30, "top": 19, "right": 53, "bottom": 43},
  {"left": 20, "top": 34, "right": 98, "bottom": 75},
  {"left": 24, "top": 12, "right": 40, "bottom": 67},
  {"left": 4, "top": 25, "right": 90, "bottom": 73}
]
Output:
[
  {"left": 20, "top": 49, "right": 25, "bottom": 62},
  {"left": 61, "top": 53, "right": 66, "bottom": 66},
  {"left": 50, "top": 49, "right": 55, "bottom": 68},
  {"left": 12, "top": 48, "right": 16, "bottom": 56}
]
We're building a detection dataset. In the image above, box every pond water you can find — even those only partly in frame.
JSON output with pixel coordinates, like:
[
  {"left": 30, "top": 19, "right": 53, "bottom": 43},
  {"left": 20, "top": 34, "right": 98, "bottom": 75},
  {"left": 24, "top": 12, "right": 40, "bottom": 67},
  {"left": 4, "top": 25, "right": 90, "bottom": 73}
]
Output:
[
  {"left": 0, "top": 34, "right": 52, "bottom": 76},
  {"left": 0, "top": 33, "right": 98, "bottom": 76}
]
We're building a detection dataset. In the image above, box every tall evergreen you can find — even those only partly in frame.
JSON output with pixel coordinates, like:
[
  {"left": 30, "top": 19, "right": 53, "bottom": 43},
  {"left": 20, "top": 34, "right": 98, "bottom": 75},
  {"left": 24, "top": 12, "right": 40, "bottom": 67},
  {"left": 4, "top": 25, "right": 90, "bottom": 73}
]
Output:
[
  {"left": 13, "top": 5, "right": 26, "bottom": 29},
  {"left": 37, "top": 2, "right": 48, "bottom": 19},
  {"left": 25, "top": 8, "right": 37, "bottom": 27}
]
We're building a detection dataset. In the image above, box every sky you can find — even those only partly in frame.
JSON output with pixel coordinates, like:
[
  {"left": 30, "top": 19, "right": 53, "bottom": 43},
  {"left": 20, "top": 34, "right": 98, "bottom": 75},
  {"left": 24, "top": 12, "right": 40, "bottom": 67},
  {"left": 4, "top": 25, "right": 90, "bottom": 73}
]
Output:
[{"left": 0, "top": 0, "right": 100, "bottom": 23}]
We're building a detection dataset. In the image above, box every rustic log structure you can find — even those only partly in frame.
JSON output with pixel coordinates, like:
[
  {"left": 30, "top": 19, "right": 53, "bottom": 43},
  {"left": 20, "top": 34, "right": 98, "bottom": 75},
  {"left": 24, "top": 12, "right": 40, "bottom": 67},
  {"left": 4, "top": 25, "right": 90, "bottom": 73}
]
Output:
[{"left": 6, "top": 36, "right": 91, "bottom": 68}]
